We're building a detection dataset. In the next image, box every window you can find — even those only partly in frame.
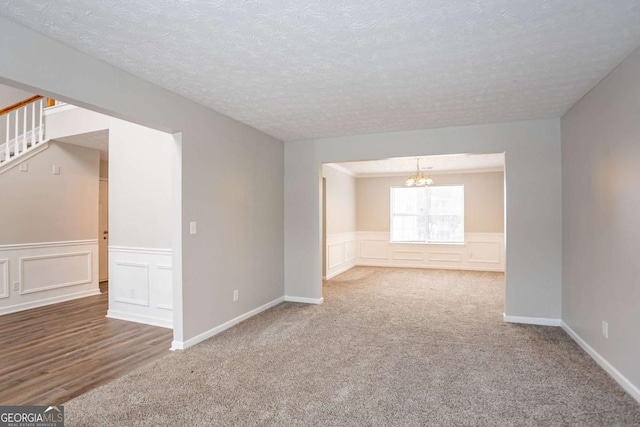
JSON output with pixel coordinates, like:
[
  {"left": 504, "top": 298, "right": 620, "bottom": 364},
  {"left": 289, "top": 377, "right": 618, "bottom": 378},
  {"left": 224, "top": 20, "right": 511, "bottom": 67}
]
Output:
[{"left": 390, "top": 185, "right": 464, "bottom": 243}]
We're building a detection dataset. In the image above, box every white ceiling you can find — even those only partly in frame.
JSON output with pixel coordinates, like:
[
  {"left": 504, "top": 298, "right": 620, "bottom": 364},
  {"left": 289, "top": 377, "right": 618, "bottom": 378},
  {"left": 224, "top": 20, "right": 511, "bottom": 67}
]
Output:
[
  {"left": 2, "top": 1, "right": 640, "bottom": 141},
  {"left": 331, "top": 153, "right": 504, "bottom": 177},
  {"left": 55, "top": 130, "right": 109, "bottom": 161}
]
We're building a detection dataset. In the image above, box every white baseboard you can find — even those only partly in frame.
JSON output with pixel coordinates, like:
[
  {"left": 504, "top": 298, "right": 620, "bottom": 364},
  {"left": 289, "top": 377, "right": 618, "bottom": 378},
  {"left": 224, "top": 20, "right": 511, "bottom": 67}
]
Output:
[
  {"left": 171, "top": 296, "right": 285, "bottom": 350},
  {"left": 562, "top": 321, "right": 640, "bottom": 404},
  {"left": 503, "top": 314, "right": 561, "bottom": 326},
  {"left": 325, "top": 263, "right": 356, "bottom": 280},
  {"left": 107, "top": 309, "right": 173, "bottom": 329},
  {"left": 0, "top": 289, "right": 100, "bottom": 316},
  {"left": 284, "top": 296, "right": 324, "bottom": 304}
]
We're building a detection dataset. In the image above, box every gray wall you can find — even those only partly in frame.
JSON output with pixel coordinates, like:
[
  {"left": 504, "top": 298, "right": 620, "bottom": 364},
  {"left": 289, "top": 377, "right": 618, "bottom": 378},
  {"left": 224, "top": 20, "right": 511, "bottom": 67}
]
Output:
[
  {"left": 0, "top": 17, "right": 284, "bottom": 345},
  {"left": 0, "top": 82, "right": 32, "bottom": 106},
  {"left": 0, "top": 141, "right": 99, "bottom": 244},
  {"left": 356, "top": 172, "right": 504, "bottom": 233},
  {"left": 109, "top": 118, "right": 172, "bottom": 249},
  {"left": 322, "top": 165, "right": 356, "bottom": 236},
  {"left": 561, "top": 47, "right": 640, "bottom": 389},
  {"left": 285, "top": 119, "right": 562, "bottom": 320}
]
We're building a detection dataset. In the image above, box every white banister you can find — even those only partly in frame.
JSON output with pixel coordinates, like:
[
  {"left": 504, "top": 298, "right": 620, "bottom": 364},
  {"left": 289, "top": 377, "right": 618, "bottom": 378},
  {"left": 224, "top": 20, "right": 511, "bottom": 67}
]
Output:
[
  {"left": 4, "top": 112, "right": 9, "bottom": 162},
  {"left": 22, "top": 105, "right": 27, "bottom": 152},
  {"left": 38, "top": 99, "right": 44, "bottom": 143},
  {"left": 14, "top": 106, "right": 18, "bottom": 156},
  {"left": 31, "top": 101, "right": 36, "bottom": 146},
  {"left": 0, "top": 96, "right": 47, "bottom": 168}
]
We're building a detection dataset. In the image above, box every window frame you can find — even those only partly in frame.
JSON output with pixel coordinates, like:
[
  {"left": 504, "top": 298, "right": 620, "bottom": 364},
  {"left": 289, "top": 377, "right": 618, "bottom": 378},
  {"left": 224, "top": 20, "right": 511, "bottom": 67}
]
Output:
[{"left": 389, "top": 184, "right": 465, "bottom": 244}]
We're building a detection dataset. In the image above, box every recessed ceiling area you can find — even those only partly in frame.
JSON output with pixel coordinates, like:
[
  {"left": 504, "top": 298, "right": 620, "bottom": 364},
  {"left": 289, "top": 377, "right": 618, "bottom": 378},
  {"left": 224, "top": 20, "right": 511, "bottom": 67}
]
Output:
[
  {"left": 1, "top": 1, "right": 640, "bottom": 141},
  {"left": 55, "top": 130, "right": 109, "bottom": 161},
  {"left": 330, "top": 153, "right": 504, "bottom": 177}
]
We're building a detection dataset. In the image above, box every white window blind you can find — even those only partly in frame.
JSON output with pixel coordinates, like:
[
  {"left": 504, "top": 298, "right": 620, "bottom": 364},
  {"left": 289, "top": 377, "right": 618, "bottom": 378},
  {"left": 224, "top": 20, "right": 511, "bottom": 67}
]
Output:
[{"left": 390, "top": 186, "right": 464, "bottom": 243}]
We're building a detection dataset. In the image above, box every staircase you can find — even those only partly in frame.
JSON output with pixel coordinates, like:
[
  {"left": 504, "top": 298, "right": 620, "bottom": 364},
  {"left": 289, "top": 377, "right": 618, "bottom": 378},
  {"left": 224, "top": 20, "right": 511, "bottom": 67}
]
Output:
[{"left": 0, "top": 95, "right": 50, "bottom": 173}]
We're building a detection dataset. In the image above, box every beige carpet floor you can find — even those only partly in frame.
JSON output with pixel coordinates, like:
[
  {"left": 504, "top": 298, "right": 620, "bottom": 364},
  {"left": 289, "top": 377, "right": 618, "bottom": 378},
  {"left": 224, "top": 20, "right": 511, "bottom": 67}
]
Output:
[{"left": 65, "top": 267, "right": 640, "bottom": 426}]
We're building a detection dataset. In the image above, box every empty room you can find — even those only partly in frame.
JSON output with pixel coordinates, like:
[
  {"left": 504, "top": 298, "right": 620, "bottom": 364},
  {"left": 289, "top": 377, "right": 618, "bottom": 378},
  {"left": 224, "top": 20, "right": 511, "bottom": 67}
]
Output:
[{"left": 0, "top": 1, "right": 639, "bottom": 425}]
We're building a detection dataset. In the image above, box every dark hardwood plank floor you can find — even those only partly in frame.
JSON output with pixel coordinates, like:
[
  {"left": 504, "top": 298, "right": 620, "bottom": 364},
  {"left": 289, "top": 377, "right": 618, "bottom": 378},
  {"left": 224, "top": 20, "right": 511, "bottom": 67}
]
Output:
[{"left": 0, "top": 282, "right": 173, "bottom": 405}]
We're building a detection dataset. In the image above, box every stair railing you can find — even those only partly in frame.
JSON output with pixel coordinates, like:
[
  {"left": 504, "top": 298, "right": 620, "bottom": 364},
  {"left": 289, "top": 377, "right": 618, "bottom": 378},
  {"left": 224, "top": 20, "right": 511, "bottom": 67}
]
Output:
[{"left": 0, "top": 95, "right": 47, "bottom": 164}]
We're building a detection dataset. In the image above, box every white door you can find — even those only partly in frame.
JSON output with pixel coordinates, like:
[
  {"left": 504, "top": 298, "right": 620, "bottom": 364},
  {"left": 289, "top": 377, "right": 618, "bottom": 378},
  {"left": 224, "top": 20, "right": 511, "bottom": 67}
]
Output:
[{"left": 99, "top": 180, "right": 109, "bottom": 282}]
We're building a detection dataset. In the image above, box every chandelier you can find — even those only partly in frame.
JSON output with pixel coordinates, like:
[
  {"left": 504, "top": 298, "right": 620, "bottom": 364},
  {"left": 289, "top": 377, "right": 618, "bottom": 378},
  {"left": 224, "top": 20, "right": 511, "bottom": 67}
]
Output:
[{"left": 404, "top": 158, "right": 434, "bottom": 187}]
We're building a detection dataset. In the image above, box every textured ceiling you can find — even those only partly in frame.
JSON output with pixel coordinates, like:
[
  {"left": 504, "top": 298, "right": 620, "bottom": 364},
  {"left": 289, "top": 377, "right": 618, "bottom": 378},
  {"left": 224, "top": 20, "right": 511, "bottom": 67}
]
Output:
[
  {"left": 1, "top": 1, "right": 640, "bottom": 141},
  {"left": 332, "top": 153, "right": 504, "bottom": 176}
]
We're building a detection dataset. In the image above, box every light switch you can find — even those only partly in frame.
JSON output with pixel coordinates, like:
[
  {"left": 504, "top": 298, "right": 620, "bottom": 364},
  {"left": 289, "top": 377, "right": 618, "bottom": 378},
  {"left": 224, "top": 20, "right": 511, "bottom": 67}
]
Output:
[
  {"left": 19, "top": 162, "right": 28, "bottom": 172},
  {"left": 52, "top": 165, "right": 61, "bottom": 175},
  {"left": 189, "top": 221, "right": 197, "bottom": 235}
]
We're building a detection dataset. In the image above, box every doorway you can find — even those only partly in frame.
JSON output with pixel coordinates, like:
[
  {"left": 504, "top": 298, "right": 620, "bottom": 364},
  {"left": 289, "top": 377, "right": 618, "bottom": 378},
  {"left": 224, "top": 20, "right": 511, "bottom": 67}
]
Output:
[
  {"left": 321, "top": 153, "right": 506, "bottom": 299},
  {"left": 99, "top": 169, "right": 109, "bottom": 282}
]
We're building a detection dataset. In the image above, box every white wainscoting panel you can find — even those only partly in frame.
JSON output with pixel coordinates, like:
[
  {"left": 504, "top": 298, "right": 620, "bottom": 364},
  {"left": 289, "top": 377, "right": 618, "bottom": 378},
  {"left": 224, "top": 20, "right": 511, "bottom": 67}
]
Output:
[
  {"left": 428, "top": 251, "right": 462, "bottom": 263},
  {"left": 156, "top": 264, "right": 173, "bottom": 310},
  {"left": 20, "top": 251, "right": 92, "bottom": 294},
  {"left": 112, "top": 262, "right": 149, "bottom": 306},
  {"left": 325, "top": 232, "right": 357, "bottom": 280},
  {"left": 0, "top": 259, "right": 8, "bottom": 299},
  {"left": 107, "top": 246, "right": 173, "bottom": 329},
  {"left": 354, "top": 232, "right": 505, "bottom": 272},
  {"left": 0, "top": 240, "right": 100, "bottom": 315},
  {"left": 360, "top": 239, "right": 388, "bottom": 260}
]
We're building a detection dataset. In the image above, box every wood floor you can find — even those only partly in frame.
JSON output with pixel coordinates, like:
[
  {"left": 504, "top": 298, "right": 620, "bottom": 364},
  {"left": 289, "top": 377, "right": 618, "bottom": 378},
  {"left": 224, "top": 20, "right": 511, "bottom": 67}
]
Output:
[{"left": 0, "top": 282, "right": 173, "bottom": 405}]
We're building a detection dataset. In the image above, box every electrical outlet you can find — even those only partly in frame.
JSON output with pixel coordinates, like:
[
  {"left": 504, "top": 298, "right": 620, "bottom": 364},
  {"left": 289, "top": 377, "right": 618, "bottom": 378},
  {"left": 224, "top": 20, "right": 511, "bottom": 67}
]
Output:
[
  {"left": 602, "top": 321, "right": 608, "bottom": 339},
  {"left": 13, "top": 282, "right": 19, "bottom": 292},
  {"left": 189, "top": 221, "right": 197, "bottom": 235},
  {"left": 233, "top": 290, "right": 239, "bottom": 302},
  {"left": 52, "top": 165, "right": 61, "bottom": 175},
  {"left": 19, "top": 162, "right": 28, "bottom": 172}
]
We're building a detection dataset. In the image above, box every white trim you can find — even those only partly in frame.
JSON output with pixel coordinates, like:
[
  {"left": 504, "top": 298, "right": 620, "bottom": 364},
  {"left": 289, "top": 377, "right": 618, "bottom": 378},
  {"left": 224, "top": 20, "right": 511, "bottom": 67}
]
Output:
[
  {"left": 0, "top": 259, "right": 8, "bottom": 299},
  {"left": 109, "top": 246, "right": 172, "bottom": 255},
  {"left": 503, "top": 314, "right": 561, "bottom": 326},
  {"left": 0, "top": 239, "right": 98, "bottom": 251},
  {"left": 19, "top": 251, "right": 92, "bottom": 295},
  {"left": 284, "top": 296, "right": 324, "bottom": 304},
  {"left": 170, "top": 296, "right": 285, "bottom": 350},
  {"left": 324, "top": 263, "right": 356, "bottom": 280},
  {"left": 107, "top": 309, "right": 172, "bottom": 329},
  {"left": 355, "top": 231, "right": 505, "bottom": 272},
  {"left": 351, "top": 167, "right": 504, "bottom": 179},
  {"left": 0, "top": 289, "right": 100, "bottom": 316},
  {"left": 562, "top": 321, "right": 640, "bottom": 404},
  {"left": 323, "top": 163, "right": 356, "bottom": 177}
]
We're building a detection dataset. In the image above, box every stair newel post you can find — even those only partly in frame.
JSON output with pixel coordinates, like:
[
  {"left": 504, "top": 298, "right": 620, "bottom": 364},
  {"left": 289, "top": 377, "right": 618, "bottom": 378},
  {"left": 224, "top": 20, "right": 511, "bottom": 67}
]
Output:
[
  {"left": 4, "top": 112, "right": 9, "bottom": 162},
  {"left": 31, "top": 101, "right": 36, "bottom": 147},
  {"left": 38, "top": 99, "right": 44, "bottom": 143}
]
